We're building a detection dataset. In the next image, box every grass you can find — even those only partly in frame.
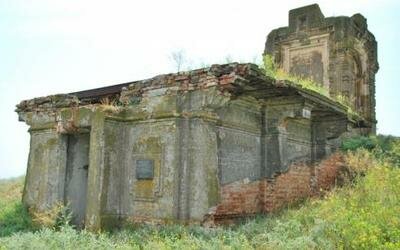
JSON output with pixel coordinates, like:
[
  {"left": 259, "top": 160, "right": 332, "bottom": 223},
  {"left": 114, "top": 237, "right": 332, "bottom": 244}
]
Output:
[
  {"left": 0, "top": 177, "right": 33, "bottom": 238},
  {"left": 99, "top": 97, "right": 122, "bottom": 113},
  {"left": 1, "top": 136, "right": 400, "bottom": 249}
]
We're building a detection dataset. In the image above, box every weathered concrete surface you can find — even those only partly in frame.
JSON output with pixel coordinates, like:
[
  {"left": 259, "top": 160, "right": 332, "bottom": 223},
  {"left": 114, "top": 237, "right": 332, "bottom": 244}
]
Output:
[{"left": 16, "top": 4, "right": 377, "bottom": 230}]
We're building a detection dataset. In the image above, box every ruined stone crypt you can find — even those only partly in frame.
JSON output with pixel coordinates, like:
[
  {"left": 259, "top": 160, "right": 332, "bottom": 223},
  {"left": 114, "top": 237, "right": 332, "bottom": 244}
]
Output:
[{"left": 16, "top": 4, "right": 378, "bottom": 230}]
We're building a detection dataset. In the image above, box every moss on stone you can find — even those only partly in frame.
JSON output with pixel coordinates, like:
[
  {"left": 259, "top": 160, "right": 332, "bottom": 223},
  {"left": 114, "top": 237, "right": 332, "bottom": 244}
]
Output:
[{"left": 207, "top": 167, "right": 220, "bottom": 207}]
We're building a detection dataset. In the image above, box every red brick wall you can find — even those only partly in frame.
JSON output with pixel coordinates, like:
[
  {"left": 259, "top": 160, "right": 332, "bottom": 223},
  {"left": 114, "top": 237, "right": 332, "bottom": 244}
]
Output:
[
  {"left": 261, "top": 163, "right": 312, "bottom": 212},
  {"left": 207, "top": 152, "right": 345, "bottom": 223},
  {"left": 214, "top": 179, "right": 261, "bottom": 217},
  {"left": 315, "top": 153, "right": 344, "bottom": 191}
]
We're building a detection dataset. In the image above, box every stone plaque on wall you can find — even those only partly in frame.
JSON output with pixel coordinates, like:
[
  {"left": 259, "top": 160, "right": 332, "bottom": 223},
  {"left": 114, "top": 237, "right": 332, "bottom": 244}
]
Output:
[
  {"left": 136, "top": 159, "right": 154, "bottom": 180},
  {"left": 132, "top": 136, "right": 164, "bottom": 201}
]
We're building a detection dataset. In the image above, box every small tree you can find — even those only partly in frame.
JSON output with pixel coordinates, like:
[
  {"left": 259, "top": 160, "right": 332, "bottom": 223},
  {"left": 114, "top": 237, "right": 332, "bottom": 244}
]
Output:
[
  {"left": 224, "top": 55, "right": 234, "bottom": 63},
  {"left": 170, "top": 49, "right": 186, "bottom": 72}
]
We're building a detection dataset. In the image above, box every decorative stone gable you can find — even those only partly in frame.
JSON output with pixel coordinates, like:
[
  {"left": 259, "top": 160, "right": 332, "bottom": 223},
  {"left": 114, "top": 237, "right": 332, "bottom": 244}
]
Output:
[{"left": 265, "top": 4, "right": 378, "bottom": 133}]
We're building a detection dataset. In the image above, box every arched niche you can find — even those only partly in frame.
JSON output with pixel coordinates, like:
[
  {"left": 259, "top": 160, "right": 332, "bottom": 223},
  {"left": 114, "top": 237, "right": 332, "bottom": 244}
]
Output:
[{"left": 342, "top": 48, "right": 370, "bottom": 118}]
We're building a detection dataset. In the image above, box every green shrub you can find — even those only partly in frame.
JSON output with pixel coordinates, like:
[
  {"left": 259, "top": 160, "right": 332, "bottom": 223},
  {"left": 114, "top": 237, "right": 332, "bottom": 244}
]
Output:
[
  {"left": 318, "top": 165, "right": 400, "bottom": 249},
  {"left": 341, "top": 136, "right": 376, "bottom": 151},
  {"left": 0, "top": 226, "right": 121, "bottom": 250},
  {"left": 262, "top": 54, "right": 276, "bottom": 78},
  {"left": 374, "top": 135, "right": 400, "bottom": 167},
  {"left": 0, "top": 177, "right": 34, "bottom": 237},
  {"left": 341, "top": 135, "right": 400, "bottom": 167},
  {"left": 0, "top": 203, "right": 33, "bottom": 237}
]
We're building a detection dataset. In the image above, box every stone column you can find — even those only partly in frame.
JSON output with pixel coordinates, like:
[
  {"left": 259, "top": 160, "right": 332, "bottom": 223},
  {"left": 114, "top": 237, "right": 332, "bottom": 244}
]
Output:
[
  {"left": 176, "top": 88, "right": 223, "bottom": 221},
  {"left": 187, "top": 117, "right": 219, "bottom": 221},
  {"left": 85, "top": 110, "right": 106, "bottom": 231},
  {"left": 23, "top": 128, "right": 68, "bottom": 210},
  {"left": 263, "top": 97, "right": 310, "bottom": 177},
  {"left": 311, "top": 119, "right": 326, "bottom": 162}
]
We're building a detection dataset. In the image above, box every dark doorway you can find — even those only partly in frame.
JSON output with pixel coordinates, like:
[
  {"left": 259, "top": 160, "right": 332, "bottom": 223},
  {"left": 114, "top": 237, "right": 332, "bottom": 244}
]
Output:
[{"left": 65, "top": 133, "right": 90, "bottom": 227}]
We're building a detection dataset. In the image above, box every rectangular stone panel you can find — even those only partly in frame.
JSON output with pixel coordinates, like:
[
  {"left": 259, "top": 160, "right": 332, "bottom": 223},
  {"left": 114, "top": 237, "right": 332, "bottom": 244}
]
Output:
[
  {"left": 136, "top": 159, "right": 154, "bottom": 180},
  {"left": 218, "top": 127, "right": 261, "bottom": 184}
]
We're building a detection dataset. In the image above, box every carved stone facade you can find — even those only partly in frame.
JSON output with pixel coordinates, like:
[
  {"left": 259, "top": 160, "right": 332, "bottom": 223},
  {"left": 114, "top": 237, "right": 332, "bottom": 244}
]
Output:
[
  {"left": 265, "top": 4, "right": 378, "bottom": 133},
  {"left": 16, "top": 5, "right": 377, "bottom": 230}
]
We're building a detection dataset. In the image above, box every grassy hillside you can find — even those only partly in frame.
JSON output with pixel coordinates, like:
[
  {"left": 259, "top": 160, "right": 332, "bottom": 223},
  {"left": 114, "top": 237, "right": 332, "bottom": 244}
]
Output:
[
  {"left": 1, "top": 136, "right": 399, "bottom": 249},
  {"left": 0, "top": 177, "right": 33, "bottom": 238}
]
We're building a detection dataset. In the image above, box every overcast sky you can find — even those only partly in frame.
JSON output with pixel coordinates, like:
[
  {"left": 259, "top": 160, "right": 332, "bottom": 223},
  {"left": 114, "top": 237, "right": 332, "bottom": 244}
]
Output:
[{"left": 1, "top": 0, "right": 399, "bottom": 179}]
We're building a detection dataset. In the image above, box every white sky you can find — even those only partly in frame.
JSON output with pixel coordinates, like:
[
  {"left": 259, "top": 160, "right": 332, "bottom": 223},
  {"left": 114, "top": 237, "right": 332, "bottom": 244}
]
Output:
[{"left": 1, "top": 0, "right": 399, "bottom": 178}]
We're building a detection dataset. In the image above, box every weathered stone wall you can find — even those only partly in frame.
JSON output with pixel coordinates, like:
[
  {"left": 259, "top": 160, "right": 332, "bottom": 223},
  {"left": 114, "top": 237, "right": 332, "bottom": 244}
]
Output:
[
  {"left": 101, "top": 119, "right": 180, "bottom": 226},
  {"left": 265, "top": 4, "right": 378, "bottom": 133},
  {"left": 285, "top": 118, "right": 312, "bottom": 165},
  {"left": 17, "top": 63, "right": 351, "bottom": 229},
  {"left": 217, "top": 127, "right": 261, "bottom": 184},
  {"left": 217, "top": 98, "right": 262, "bottom": 185},
  {"left": 263, "top": 96, "right": 314, "bottom": 177},
  {"left": 23, "top": 130, "right": 67, "bottom": 210},
  {"left": 97, "top": 86, "right": 225, "bottom": 225}
]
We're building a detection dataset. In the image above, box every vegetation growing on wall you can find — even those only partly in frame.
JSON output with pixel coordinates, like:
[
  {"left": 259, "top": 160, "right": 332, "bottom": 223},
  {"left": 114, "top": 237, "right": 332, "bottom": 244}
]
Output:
[
  {"left": 1, "top": 136, "right": 399, "bottom": 249},
  {"left": 261, "top": 54, "right": 330, "bottom": 97},
  {"left": 261, "top": 55, "right": 361, "bottom": 119},
  {"left": 99, "top": 97, "right": 122, "bottom": 113}
]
